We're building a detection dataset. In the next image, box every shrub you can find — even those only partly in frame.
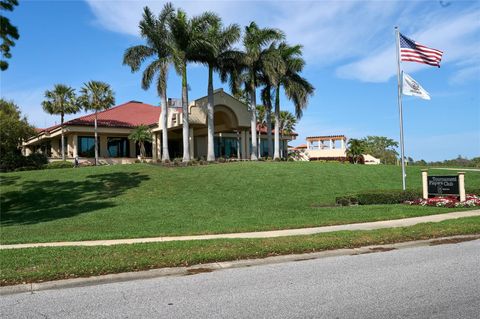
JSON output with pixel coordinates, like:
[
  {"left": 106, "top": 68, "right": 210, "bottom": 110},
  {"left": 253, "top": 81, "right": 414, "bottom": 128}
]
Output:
[
  {"left": 335, "top": 189, "right": 421, "bottom": 206},
  {"left": 44, "top": 161, "right": 74, "bottom": 169}
]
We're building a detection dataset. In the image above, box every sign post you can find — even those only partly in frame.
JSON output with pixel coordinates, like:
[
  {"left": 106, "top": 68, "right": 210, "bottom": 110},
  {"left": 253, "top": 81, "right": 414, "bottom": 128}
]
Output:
[
  {"left": 422, "top": 169, "right": 428, "bottom": 199},
  {"left": 458, "top": 172, "right": 466, "bottom": 202}
]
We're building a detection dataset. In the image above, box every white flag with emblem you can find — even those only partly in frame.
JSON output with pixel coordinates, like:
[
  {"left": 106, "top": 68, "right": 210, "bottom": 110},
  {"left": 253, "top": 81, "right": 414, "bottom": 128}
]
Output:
[{"left": 402, "top": 71, "right": 430, "bottom": 100}]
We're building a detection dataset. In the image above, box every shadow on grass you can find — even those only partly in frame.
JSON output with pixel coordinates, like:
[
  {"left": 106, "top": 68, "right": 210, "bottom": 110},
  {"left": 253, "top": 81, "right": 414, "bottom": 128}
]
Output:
[
  {"left": 0, "top": 175, "right": 20, "bottom": 187},
  {"left": 0, "top": 172, "right": 149, "bottom": 226}
]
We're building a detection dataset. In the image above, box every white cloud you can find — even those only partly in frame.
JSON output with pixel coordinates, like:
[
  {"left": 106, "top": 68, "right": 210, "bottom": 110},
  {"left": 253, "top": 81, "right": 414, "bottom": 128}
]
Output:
[
  {"left": 84, "top": 0, "right": 401, "bottom": 65},
  {"left": 337, "top": 7, "right": 480, "bottom": 82},
  {"left": 85, "top": 1, "right": 480, "bottom": 83}
]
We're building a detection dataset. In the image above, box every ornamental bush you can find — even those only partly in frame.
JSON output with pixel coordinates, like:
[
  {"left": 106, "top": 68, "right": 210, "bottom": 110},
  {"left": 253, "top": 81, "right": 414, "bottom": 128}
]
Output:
[
  {"left": 44, "top": 161, "right": 74, "bottom": 169},
  {"left": 335, "top": 189, "right": 421, "bottom": 206}
]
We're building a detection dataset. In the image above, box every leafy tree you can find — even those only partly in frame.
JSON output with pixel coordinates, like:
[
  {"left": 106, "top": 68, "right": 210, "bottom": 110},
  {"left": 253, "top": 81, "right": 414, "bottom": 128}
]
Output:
[
  {"left": 270, "top": 42, "right": 314, "bottom": 159},
  {"left": 79, "top": 81, "right": 115, "bottom": 166},
  {"left": 42, "top": 84, "right": 80, "bottom": 160},
  {"left": 347, "top": 138, "right": 365, "bottom": 164},
  {"left": 0, "top": 0, "right": 19, "bottom": 71},
  {"left": 128, "top": 125, "right": 153, "bottom": 159},
  {"left": 195, "top": 16, "right": 240, "bottom": 161},
  {"left": 123, "top": 4, "right": 174, "bottom": 162},
  {"left": 0, "top": 99, "right": 35, "bottom": 170},
  {"left": 169, "top": 8, "right": 217, "bottom": 162},
  {"left": 361, "top": 136, "right": 399, "bottom": 165}
]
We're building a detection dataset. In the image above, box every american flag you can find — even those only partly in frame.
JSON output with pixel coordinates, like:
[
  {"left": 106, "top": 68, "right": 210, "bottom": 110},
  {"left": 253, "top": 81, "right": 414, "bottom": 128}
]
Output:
[{"left": 399, "top": 33, "right": 443, "bottom": 67}]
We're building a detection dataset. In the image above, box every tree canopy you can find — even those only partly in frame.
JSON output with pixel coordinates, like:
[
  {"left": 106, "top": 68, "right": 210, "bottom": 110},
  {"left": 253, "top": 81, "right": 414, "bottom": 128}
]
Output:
[{"left": 0, "top": 0, "right": 19, "bottom": 71}]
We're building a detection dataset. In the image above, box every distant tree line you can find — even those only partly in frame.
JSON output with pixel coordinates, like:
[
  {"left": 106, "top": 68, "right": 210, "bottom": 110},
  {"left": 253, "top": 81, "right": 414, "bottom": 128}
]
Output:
[{"left": 410, "top": 156, "right": 480, "bottom": 168}]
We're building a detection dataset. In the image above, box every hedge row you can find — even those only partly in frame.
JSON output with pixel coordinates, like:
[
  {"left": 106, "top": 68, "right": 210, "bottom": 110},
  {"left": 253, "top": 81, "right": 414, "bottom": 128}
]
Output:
[
  {"left": 336, "top": 190, "right": 421, "bottom": 206},
  {"left": 336, "top": 187, "right": 480, "bottom": 206}
]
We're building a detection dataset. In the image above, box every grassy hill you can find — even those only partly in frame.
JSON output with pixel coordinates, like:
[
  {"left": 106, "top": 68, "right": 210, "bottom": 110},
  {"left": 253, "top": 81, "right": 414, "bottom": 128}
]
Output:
[{"left": 1, "top": 162, "right": 479, "bottom": 244}]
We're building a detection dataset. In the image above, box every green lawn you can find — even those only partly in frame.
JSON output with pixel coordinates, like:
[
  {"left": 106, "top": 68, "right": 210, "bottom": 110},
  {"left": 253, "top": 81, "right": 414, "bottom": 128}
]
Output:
[
  {"left": 1, "top": 216, "right": 479, "bottom": 286},
  {"left": 1, "top": 162, "right": 479, "bottom": 244}
]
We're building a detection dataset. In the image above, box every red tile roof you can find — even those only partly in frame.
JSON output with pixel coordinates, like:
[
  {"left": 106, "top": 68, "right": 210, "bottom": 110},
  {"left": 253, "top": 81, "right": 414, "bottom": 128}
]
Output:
[{"left": 41, "top": 101, "right": 160, "bottom": 133}]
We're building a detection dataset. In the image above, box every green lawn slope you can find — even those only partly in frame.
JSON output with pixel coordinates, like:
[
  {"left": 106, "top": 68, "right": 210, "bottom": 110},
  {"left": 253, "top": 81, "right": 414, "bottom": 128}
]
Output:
[{"left": 1, "top": 162, "right": 479, "bottom": 244}]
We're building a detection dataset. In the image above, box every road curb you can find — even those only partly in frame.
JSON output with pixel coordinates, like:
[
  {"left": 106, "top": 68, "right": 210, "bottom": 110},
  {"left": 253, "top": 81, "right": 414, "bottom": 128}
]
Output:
[{"left": 1, "top": 234, "right": 478, "bottom": 296}]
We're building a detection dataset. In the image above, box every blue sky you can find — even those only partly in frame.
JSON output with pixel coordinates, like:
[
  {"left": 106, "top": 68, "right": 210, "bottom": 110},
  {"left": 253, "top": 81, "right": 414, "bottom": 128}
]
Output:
[{"left": 1, "top": 0, "right": 479, "bottom": 161}]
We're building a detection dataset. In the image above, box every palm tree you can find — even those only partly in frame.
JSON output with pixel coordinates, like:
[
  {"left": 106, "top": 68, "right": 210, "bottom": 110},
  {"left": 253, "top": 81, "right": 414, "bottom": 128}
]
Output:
[
  {"left": 41, "top": 84, "right": 80, "bottom": 160},
  {"left": 123, "top": 4, "right": 174, "bottom": 162},
  {"left": 195, "top": 18, "right": 240, "bottom": 161},
  {"left": 256, "top": 104, "right": 267, "bottom": 157},
  {"left": 347, "top": 138, "right": 365, "bottom": 164},
  {"left": 128, "top": 125, "right": 153, "bottom": 159},
  {"left": 271, "top": 43, "right": 314, "bottom": 159},
  {"left": 238, "top": 22, "right": 284, "bottom": 160},
  {"left": 79, "top": 81, "right": 115, "bottom": 166},
  {"left": 260, "top": 84, "right": 274, "bottom": 157},
  {"left": 169, "top": 8, "right": 217, "bottom": 162},
  {"left": 279, "top": 110, "right": 296, "bottom": 157}
]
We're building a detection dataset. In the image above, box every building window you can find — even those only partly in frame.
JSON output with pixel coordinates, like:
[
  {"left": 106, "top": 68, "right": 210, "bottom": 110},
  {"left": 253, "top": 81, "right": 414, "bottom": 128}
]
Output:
[
  {"left": 107, "top": 137, "right": 130, "bottom": 157},
  {"left": 214, "top": 137, "right": 239, "bottom": 158},
  {"left": 78, "top": 136, "right": 99, "bottom": 157}
]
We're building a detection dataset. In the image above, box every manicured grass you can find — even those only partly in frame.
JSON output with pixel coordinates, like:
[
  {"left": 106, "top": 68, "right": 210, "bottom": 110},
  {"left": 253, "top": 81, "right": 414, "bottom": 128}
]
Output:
[
  {"left": 1, "top": 162, "right": 479, "bottom": 244},
  {"left": 1, "top": 216, "right": 479, "bottom": 286}
]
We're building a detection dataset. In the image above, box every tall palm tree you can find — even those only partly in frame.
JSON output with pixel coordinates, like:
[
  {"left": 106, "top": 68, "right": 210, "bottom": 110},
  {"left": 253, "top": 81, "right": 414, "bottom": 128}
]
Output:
[
  {"left": 169, "top": 8, "right": 217, "bottom": 162},
  {"left": 123, "top": 4, "right": 174, "bottom": 162},
  {"left": 271, "top": 43, "right": 314, "bottom": 159},
  {"left": 238, "top": 22, "right": 284, "bottom": 160},
  {"left": 195, "top": 18, "right": 240, "bottom": 161},
  {"left": 79, "top": 81, "right": 115, "bottom": 166},
  {"left": 256, "top": 104, "right": 267, "bottom": 157},
  {"left": 128, "top": 125, "right": 153, "bottom": 159},
  {"left": 260, "top": 78, "right": 274, "bottom": 157},
  {"left": 41, "top": 84, "right": 80, "bottom": 160}
]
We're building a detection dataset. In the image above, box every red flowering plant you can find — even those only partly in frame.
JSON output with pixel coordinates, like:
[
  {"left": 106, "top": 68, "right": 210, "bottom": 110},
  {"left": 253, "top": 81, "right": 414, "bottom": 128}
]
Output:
[{"left": 405, "top": 194, "right": 480, "bottom": 208}]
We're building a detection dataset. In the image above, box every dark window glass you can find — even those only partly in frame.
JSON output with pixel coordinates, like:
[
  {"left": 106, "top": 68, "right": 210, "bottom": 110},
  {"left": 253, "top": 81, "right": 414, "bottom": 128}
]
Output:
[
  {"left": 107, "top": 137, "right": 130, "bottom": 157},
  {"left": 214, "top": 137, "right": 239, "bottom": 158},
  {"left": 78, "top": 136, "right": 98, "bottom": 157}
]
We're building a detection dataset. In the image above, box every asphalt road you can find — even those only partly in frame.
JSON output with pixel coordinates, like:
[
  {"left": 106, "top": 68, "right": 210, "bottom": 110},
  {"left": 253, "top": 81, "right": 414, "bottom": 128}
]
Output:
[{"left": 2, "top": 240, "right": 479, "bottom": 319}]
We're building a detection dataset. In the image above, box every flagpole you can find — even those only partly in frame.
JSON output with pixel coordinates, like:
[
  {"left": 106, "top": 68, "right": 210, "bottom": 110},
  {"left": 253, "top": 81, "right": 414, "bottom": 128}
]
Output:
[{"left": 395, "top": 26, "right": 407, "bottom": 191}]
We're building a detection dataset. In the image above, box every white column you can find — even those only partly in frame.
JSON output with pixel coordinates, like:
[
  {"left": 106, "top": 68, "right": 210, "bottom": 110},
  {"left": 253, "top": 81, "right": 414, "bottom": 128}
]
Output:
[
  {"left": 422, "top": 170, "right": 428, "bottom": 199},
  {"left": 240, "top": 130, "right": 247, "bottom": 159},
  {"left": 152, "top": 133, "right": 158, "bottom": 161},
  {"left": 306, "top": 141, "right": 310, "bottom": 150},
  {"left": 329, "top": 139, "right": 333, "bottom": 149},
  {"left": 340, "top": 138, "right": 345, "bottom": 149},
  {"left": 72, "top": 134, "right": 78, "bottom": 158},
  {"left": 458, "top": 172, "right": 466, "bottom": 202},
  {"left": 189, "top": 128, "right": 194, "bottom": 160}
]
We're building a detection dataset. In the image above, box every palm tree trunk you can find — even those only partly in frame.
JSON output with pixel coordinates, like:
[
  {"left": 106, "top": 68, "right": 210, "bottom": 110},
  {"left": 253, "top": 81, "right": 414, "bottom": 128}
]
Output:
[
  {"left": 250, "top": 75, "right": 258, "bottom": 161},
  {"left": 181, "top": 62, "right": 190, "bottom": 162},
  {"left": 266, "top": 105, "right": 273, "bottom": 158},
  {"left": 94, "top": 111, "right": 98, "bottom": 166},
  {"left": 61, "top": 112, "right": 65, "bottom": 161},
  {"left": 273, "top": 87, "right": 280, "bottom": 160},
  {"left": 160, "top": 89, "right": 170, "bottom": 162},
  {"left": 140, "top": 142, "right": 146, "bottom": 159},
  {"left": 206, "top": 65, "right": 215, "bottom": 161}
]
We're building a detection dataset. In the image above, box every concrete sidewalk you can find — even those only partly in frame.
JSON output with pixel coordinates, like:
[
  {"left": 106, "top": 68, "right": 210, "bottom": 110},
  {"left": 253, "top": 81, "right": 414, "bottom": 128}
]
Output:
[{"left": 1, "top": 210, "right": 479, "bottom": 250}]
